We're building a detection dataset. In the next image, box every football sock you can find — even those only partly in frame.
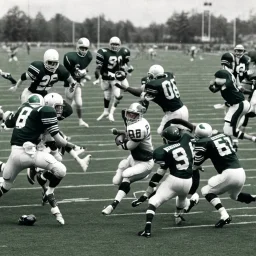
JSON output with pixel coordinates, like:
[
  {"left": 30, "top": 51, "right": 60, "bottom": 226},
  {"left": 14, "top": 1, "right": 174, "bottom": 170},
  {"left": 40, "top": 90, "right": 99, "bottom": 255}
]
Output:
[
  {"left": 237, "top": 192, "right": 256, "bottom": 204},
  {"left": 145, "top": 204, "right": 156, "bottom": 231},
  {"left": 189, "top": 169, "right": 200, "bottom": 195},
  {"left": 104, "top": 98, "right": 110, "bottom": 109},
  {"left": 206, "top": 193, "right": 229, "bottom": 219}
]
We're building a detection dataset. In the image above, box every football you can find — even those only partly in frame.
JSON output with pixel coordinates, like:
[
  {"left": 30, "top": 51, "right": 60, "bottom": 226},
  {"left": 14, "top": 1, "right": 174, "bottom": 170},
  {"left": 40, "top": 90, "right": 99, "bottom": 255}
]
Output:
[
  {"left": 18, "top": 214, "right": 37, "bottom": 226},
  {"left": 115, "top": 133, "right": 127, "bottom": 146}
]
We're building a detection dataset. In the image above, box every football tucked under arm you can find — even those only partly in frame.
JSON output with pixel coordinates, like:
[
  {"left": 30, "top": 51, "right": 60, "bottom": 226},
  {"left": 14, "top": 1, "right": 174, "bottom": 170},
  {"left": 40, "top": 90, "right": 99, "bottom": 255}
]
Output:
[{"left": 209, "top": 80, "right": 221, "bottom": 93}]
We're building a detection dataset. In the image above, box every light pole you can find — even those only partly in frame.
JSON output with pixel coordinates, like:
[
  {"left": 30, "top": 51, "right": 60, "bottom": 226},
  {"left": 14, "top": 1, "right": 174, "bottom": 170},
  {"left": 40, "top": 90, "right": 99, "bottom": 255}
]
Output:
[
  {"left": 202, "top": 2, "right": 212, "bottom": 42},
  {"left": 97, "top": 15, "right": 101, "bottom": 50}
]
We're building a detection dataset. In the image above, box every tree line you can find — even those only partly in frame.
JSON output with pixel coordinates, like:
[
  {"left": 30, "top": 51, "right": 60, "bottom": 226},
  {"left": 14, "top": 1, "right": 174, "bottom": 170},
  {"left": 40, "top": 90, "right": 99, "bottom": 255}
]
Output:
[{"left": 0, "top": 6, "right": 256, "bottom": 44}]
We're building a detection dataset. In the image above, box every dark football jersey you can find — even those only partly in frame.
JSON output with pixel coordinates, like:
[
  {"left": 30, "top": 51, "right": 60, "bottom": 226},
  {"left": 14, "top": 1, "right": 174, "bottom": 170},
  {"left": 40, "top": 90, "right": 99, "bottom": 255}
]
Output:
[
  {"left": 9, "top": 105, "right": 59, "bottom": 146},
  {"left": 144, "top": 72, "right": 183, "bottom": 112},
  {"left": 218, "top": 69, "right": 245, "bottom": 105},
  {"left": 96, "top": 47, "right": 131, "bottom": 79},
  {"left": 26, "top": 61, "right": 70, "bottom": 96},
  {"left": 193, "top": 133, "right": 241, "bottom": 174},
  {"left": 248, "top": 51, "right": 256, "bottom": 64},
  {"left": 63, "top": 51, "right": 93, "bottom": 85},
  {"left": 153, "top": 132, "right": 194, "bottom": 179}
]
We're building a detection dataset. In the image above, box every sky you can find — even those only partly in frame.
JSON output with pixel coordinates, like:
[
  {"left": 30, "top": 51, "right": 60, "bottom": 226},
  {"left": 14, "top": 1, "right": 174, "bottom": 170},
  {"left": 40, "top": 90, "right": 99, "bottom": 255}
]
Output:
[{"left": 1, "top": 0, "right": 256, "bottom": 27}]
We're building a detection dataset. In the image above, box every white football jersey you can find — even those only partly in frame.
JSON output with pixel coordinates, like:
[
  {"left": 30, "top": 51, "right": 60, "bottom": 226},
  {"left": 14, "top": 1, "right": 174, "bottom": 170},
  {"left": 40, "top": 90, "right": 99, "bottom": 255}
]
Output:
[{"left": 126, "top": 118, "right": 153, "bottom": 161}]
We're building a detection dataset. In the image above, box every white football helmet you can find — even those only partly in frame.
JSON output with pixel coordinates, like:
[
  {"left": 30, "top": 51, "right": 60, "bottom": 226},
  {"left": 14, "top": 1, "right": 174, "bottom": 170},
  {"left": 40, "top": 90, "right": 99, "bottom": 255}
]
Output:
[
  {"left": 43, "top": 49, "right": 59, "bottom": 73},
  {"left": 44, "top": 93, "right": 63, "bottom": 117},
  {"left": 27, "top": 94, "right": 45, "bottom": 108},
  {"left": 125, "top": 103, "right": 146, "bottom": 124},
  {"left": 109, "top": 37, "right": 121, "bottom": 52},
  {"left": 195, "top": 123, "right": 213, "bottom": 138},
  {"left": 76, "top": 37, "right": 90, "bottom": 57},
  {"left": 234, "top": 44, "right": 245, "bottom": 58},
  {"left": 147, "top": 65, "right": 164, "bottom": 80}
]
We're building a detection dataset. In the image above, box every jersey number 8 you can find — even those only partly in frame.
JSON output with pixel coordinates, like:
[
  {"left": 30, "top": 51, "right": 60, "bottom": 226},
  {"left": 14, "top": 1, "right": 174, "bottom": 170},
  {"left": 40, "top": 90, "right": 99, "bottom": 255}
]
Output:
[{"left": 16, "top": 107, "right": 33, "bottom": 129}]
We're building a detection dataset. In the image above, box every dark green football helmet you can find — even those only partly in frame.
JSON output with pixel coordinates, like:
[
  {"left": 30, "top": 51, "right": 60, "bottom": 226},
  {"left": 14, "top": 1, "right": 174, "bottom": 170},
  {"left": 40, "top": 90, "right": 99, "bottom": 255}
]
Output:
[
  {"left": 161, "top": 126, "right": 181, "bottom": 144},
  {"left": 27, "top": 94, "right": 44, "bottom": 108}
]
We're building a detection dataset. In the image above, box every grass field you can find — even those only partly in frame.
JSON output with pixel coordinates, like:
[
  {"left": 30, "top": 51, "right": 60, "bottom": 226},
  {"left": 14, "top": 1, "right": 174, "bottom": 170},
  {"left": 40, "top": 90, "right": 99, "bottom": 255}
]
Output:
[{"left": 1, "top": 48, "right": 256, "bottom": 256}]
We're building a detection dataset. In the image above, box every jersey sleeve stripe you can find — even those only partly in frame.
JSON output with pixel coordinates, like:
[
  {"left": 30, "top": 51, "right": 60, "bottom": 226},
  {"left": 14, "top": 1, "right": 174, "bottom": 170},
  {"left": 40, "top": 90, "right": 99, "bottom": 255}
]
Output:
[
  {"left": 96, "top": 53, "right": 104, "bottom": 59},
  {"left": 29, "top": 65, "right": 40, "bottom": 73},
  {"left": 27, "top": 71, "right": 36, "bottom": 79},
  {"left": 65, "top": 56, "right": 71, "bottom": 65},
  {"left": 47, "top": 125, "right": 59, "bottom": 133},
  {"left": 42, "top": 117, "right": 58, "bottom": 121}
]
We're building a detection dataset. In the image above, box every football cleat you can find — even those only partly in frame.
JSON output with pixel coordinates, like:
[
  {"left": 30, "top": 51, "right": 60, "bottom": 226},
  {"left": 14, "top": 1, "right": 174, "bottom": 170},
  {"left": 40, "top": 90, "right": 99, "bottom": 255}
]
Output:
[
  {"left": 184, "top": 193, "right": 200, "bottom": 213},
  {"left": 46, "top": 193, "right": 58, "bottom": 208},
  {"left": 215, "top": 216, "right": 232, "bottom": 228},
  {"left": 174, "top": 213, "right": 186, "bottom": 225},
  {"left": 27, "top": 167, "right": 37, "bottom": 185},
  {"left": 18, "top": 214, "right": 36, "bottom": 226},
  {"left": 138, "top": 230, "right": 151, "bottom": 238},
  {"left": 77, "top": 154, "right": 91, "bottom": 172},
  {"left": 102, "top": 205, "right": 114, "bottom": 215},
  {"left": 131, "top": 195, "right": 148, "bottom": 207},
  {"left": 97, "top": 111, "right": 109, "bottom": 121},
  {"left": 51, "top": 206, "right": 65, "bottom": 225},
  {"left": 79, "top": 119, "right": 89, "bottom": 128},
  {"left": 108, "top": 113, "right": 115, "bottom": 122}
]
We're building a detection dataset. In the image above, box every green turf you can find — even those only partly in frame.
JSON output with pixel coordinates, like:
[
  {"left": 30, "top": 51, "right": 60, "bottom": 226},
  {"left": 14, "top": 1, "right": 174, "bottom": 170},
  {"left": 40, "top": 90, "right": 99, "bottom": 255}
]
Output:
[{"left": 0, "top": 48, "right": 256, "bottom": 256}]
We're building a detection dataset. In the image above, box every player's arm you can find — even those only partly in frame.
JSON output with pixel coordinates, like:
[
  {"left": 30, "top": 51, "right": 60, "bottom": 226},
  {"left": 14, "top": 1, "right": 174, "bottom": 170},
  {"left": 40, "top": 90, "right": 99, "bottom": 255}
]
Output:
[
  {"left": 63, "top": 54, "right": 74, "bottom": 73},
  {"left": 209, "top": 80, "right": 221, "bottom": 93},
  {"left": 193, "top": 142, "right": 208, "bottom": 167},
  {"left": 95, "top": 50, "right": 104, "bottom": 79},
  {"left": 0, "top": 69, "right": 17, "bottom": 85},
  {"left": 164, "top": 118, "right": 195, "bottom": 132},
  {"left": 153, "top": 146, "right": 168, "bottom": 169}
]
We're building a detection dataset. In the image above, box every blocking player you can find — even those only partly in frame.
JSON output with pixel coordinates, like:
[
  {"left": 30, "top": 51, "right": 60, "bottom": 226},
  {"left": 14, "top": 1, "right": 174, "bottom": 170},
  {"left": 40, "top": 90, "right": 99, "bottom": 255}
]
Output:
[
  {"left": 95, "top": 36, "right": 134, "bottom": 122},
  {"left": 115, "top": 64, "right": 189, "bottom": 134},
  {"left": 1, "top": 94, "right": 82, "bottom": 225},
  {"left": 9, "top": 49, "right": 78, "bottom": 103},
  {"left": 193, "top": 123, "right": 256, "bottom": 228},
  {"left": 102, "top": 102, "right": 154, "bottom": 215},
  {"left": 63, "top": 37, "right": 93, "bottom": 127},
  {"left": 138, "top": 126, "right": 194, "bottom": 238}
]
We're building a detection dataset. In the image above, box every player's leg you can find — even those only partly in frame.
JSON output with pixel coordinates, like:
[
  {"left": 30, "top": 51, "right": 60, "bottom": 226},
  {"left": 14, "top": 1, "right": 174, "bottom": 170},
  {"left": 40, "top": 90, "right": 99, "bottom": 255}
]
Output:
[
  {"left": 227, "top": 168, "right": 255, "bottom": 203},
  {"left": 109, "top": 80, "right": 125, "bottom": 122},
  {"left": 138, "top": 175, "right": 179, "bottom": 237},
  {"left": 132, "top": 167, "right": 167, "bottom": 207},
  {"left": 102, "top": 157, "right": 153, "bottom": 215},
  {"left": 73, "top": 86, "right": 89, "bottom": 127},
  {"left": 34, "top": 151, "right": 67, "bottom": 225},
  {"left": 201, "top": 171, "right": 232, "bottom": 228},
  {"left": 21, "top": 88, "right": 33, "bottom": 104},
  {"left": 97, "top": 80, "right": 111, "bottom": 121}
]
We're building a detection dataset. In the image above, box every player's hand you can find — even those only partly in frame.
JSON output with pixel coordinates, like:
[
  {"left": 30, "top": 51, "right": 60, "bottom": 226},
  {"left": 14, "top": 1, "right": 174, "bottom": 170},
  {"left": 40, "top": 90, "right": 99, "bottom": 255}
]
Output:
[
  {"left": 107, "top": 72, "right": 115, "bottom": 81},
  {"left": 127, "top": 65, "right": 134, "bottom": 74},
  {"left": 9, "top": 85, "right": 17, "bottom": 92},
  {"left": 114, "top": 81, "right": 129, "bottom": 90},
  {"left": 115, "top": 71, "right": 126, "bottom": 81}
]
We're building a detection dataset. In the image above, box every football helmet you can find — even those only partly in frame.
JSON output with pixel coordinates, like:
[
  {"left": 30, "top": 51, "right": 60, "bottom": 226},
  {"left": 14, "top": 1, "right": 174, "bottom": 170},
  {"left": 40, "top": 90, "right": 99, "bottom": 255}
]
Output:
[
  {"left": 76, "top": 37, "right": 90, "bottom": 57},
  {"left": 18, "top": 214, "right": 36, "bottom": 226},
  {"left": 44, "top": 93, "right": 63, "bottom": 117},
  {"left": 234, "top": 44, "right": 245, "bottom": 58},
  {"left": 221, "top": 52, "right": 235, "bottom": 70},
  {"left": 27, "top": 94, "right": 45, "bottom": 108},
  {"left": 161, "top": 126, "right": 181, "bottom": 144},
  {"left": 43, "top": 49, "right": 59, "bottom": 73},
  {"left": 214, "top": 69, "right": 229, "bottom": 85},
  {"left": 147, "top": 65, "right": 164, "bottom": 80},
  {"left": 195, "top": 123, "right": 213, "bottom": 138},
  {"left": 125, "top": 103, "right": 146, "bottom": 124},
  {"left": 109, "top": 37, "right": 121, "bottom": 52}
]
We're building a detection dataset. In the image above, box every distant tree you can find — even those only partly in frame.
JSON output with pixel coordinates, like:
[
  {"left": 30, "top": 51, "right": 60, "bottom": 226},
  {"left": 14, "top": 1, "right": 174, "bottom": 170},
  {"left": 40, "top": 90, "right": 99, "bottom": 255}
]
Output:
[{"left": 31, "top": 12, "right": 51, "bottom": 41}]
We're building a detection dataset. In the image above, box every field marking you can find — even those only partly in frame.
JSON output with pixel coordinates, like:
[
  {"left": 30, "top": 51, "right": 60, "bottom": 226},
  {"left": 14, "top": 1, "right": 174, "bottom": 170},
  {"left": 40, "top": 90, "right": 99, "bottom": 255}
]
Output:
[{"left": 162, "top": 221, "right": 256, "bottom": 230}]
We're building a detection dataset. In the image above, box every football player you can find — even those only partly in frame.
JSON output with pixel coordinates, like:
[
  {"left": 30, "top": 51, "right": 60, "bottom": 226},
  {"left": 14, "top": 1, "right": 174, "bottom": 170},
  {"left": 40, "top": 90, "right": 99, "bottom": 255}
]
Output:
[
  {"left": 1, "top": 94, "right": 82, "bottom": 225},
  {"left": 221, "top": 45, "right": 250, "bottom": 83},
  {"left": 138, "top": 126, "right": 194, "bottom": 238},
  {"left": 95, "top": 36, "right": 134, "bottom": 122},
  {"left": 115, "top": 64, "right": 189, "bottom": 134},
  {"left": 63, "top": 37, "right": 93, "bottom": 128},
  {"left": 193, "top": 123, "right": 256, "bottom": 228},
  {"left": 8, "top": 43, "right": 19, "bottom": 62},
  {"left": 0, "top": 69, "right": 16, "bottom": 85},
  {"left": 26, "top": 93, "right": 91, "bottom": 189},
  {"left": 9, "top": 49, "right": 78, "bottom": 103},
  {"left": 209, "top": 68, "right": 255, "bottom": 144},
  {"left": 101, "top": 103, "right": 154, "bottom": 215}
]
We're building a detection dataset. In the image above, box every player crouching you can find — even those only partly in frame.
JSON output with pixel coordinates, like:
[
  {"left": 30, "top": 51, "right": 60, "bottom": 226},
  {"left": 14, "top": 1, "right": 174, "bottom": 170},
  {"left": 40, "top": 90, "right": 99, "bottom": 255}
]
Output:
[{"left": 102, "top": 103, "right": 154, "bottom": 215}]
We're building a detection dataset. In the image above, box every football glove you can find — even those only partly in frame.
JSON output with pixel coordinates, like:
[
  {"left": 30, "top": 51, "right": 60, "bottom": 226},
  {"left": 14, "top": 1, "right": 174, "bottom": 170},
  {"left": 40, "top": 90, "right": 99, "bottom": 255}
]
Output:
[
  {"left": 115, "top": 71, "right": 126, "bottom": 81},
  {"left": 115, "top": 133, "right": 128, "bottom": 146},
  {"left": 18, "top": 214, "right": 36, "bottom": 226}
]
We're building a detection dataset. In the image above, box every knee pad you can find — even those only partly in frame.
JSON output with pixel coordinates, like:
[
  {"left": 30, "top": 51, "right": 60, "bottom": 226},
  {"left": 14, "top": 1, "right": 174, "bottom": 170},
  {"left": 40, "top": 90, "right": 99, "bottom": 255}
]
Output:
[
  {"left": 1, "top": 180, "right": 12, "bottom": 192},
  {"left": 50, "top": 162, "right": 66, "bottom": 179},
  {"left": 205, "top": 193, "right": 217, "bottom": 202},
  {"left": 118, "top": 159, "right": 129, "bottom": 170},
  {"left": 118, "top": 181, "right": 130, "bottom": 194},
  {"left": 103, "top": 90, "right": 111, "bottom": 101},
  {"left": 201, "top": 185, "right": 210, "bottom": 197}
]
